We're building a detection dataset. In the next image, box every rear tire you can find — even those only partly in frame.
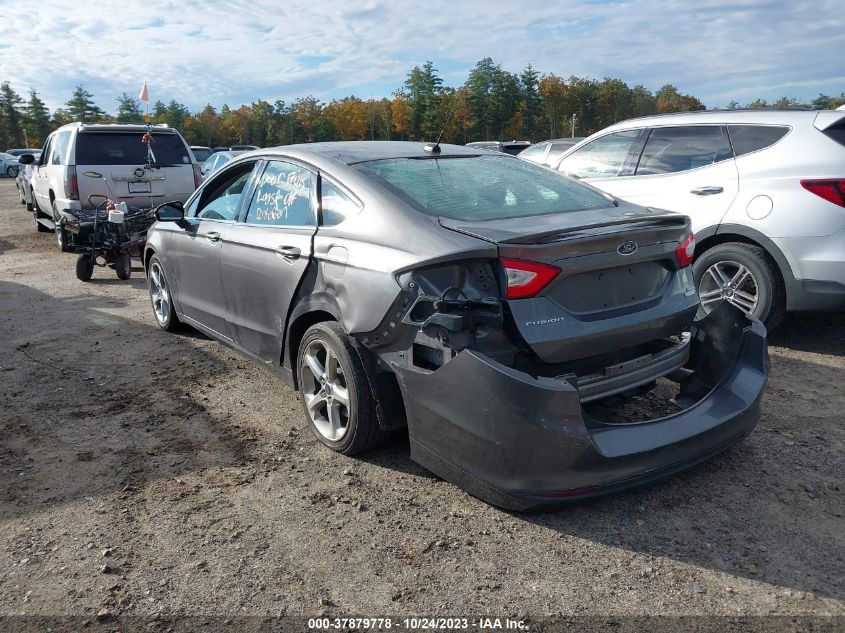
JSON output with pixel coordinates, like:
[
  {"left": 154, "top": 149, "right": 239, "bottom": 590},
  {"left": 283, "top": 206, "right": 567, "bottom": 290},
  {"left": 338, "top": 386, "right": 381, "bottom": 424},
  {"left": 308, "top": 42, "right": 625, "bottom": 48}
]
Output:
[
  {"left": 75, "top": 254, "right": 94, "bottom": 282},
  {"left": 51, "top": 199, "right": 68, "bottom": 252},
  {"left": 297, "top": 321, "right": 387, "bottom": 456},
  {"left": 115, "top": 253, "right": 131, "bottom": 280},
  {"left": 7, "top": 166, "right": 19, "bottom": 178},
  {"left": 34, "top": 207, "right": 50, "bottom": 233},
  {"left": 693, "top": 242, "right": 785, "bottom": 331}
]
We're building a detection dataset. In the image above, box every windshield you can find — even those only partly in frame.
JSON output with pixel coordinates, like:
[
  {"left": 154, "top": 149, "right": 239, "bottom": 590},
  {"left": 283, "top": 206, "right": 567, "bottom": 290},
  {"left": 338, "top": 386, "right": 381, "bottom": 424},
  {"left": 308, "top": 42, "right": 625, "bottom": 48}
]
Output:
[
  {"left": 75, "top": 132, "right": 191, "bottom": 166},
  {"left": 192, "top": 148, "right": 213, "bottom": 162},
  {"left": 355, "top": 155, "right": 613, "bottom": 221}
]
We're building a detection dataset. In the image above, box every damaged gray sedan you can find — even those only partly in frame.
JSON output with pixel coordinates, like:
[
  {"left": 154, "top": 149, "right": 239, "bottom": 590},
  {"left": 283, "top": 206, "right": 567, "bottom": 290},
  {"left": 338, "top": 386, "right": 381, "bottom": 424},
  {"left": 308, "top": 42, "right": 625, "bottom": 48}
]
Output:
[{"left": 144, "top": 141, "right": 768, "bottom": 511}]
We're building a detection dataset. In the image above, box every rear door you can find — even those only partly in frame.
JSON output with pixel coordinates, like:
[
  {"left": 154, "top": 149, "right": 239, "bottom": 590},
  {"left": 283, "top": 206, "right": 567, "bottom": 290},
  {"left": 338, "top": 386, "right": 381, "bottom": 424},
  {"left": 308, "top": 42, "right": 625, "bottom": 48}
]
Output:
[
  {"left": 167, "top": 160, "right": 260, "bottom": 338},
  {"left": 220, "top": 159, "right": 317, "bottom": 363},
  {"left": 560, "top": 125, "right": 739, "bottom": 235},
  {"left": 73, "top": 130, "right": 195, "bottom": 209}
]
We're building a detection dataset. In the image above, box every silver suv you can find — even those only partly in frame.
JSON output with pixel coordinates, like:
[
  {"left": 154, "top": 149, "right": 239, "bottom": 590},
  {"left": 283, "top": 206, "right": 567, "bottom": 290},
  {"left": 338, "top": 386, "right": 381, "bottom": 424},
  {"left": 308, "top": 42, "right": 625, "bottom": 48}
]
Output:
[{"left": 551, "top": 110, "right": 845, "bottom": 328}]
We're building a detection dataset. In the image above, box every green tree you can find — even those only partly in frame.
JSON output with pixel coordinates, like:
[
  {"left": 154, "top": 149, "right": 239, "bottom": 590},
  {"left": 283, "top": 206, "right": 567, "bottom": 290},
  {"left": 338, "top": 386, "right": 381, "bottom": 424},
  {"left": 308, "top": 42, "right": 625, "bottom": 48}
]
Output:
[
  {"left": 65, "top": 85, "right": 105, "bottom": 122},
  {"left": 290, "top": 96, "right": 323, "bottom": 142},
  {"left": 115, "top": 92, "right": 143, "bottom": 122},
  {"left": 0, "top": 82, "right": 25, "bottom": 148},
  {"left": 519, "top": 64, "right": 542, "bottom": 140},
  {"left": 23, "top": 89, "right": 51, "bottom": 146},
  {"left": 465, "top": 57, "right": 521, "bottom": 140},
  {"left": 656, "top": 84, "right": 705, "bottom": 113},
  {"left": 404, "top": 61, "right": 443, "bottom": 140},
  {"left": 630, "top": 84, "right": 657, "bottom": 118},
  {"left": 538, "top": 74, "right": 568, "bottom": 139}
]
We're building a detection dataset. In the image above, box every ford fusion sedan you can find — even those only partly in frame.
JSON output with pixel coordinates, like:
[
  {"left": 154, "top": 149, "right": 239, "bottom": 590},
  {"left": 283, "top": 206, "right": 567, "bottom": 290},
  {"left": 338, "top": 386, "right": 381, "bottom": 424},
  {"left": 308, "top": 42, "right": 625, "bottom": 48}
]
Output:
[{"left": 144, "top": 141, "right": 768, "bottom": 511}]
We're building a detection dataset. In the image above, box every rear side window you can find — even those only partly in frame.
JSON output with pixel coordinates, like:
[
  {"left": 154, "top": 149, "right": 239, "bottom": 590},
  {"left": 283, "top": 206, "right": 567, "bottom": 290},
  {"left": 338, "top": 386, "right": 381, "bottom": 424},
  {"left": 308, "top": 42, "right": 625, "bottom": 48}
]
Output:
[
  {"left": 636, "top": 126, "right": 732, "bottom": 175},
  {"left": 557, "top": 130, "right": 640, "bottom": 178},
  {"left": 51, "top": 132, "right": 71, "bottom": 165},
  {"left": 320, "top": 179, "right": 362, "bottom": 226},
  {"left": 356, "top": 154, "right": 613, "bottom": 222},
  {"left": 75, "top": 132, "right": 191, "bottom": 166},
  {"left": 192, "top": 148, "right": 212, "bottom": 162},
  {"left": 245, "top": 160, "right": 315, "bottom": 227},
  {"left": 728, "top": 125, "right": 790, "bottom": 156}
]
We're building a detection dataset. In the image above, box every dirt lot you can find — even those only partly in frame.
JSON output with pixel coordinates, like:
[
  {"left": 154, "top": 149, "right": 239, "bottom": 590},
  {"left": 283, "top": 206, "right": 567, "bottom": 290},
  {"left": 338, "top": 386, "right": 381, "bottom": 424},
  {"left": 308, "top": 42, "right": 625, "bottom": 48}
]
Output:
[{"left": 0, "top": 177, "right": 842, "bottom": 626}]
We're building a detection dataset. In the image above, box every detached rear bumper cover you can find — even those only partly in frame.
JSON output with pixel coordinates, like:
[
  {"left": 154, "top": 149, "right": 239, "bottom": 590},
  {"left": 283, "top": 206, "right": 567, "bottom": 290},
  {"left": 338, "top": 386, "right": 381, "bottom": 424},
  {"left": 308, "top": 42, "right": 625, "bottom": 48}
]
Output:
[{"left": 393, "top": 303, "right": 768, "bottom": 511}]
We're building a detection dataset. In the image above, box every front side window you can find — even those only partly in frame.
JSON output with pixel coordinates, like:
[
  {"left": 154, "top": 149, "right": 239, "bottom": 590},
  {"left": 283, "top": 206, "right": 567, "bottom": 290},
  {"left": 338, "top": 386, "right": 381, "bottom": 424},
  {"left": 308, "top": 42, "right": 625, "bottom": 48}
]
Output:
[
  {"left": 557, "top": 130, "right": 640, "bottom": 178},
  {"left": 636, "top": 126, "right": 732, "bottom": 175},
  {"left": 356, "top": 154, "right": 613, "bottom": 222},
  {"left": 245, "top": 160, "right": 315, "bottom": 227},
  {"left": 192, "top": 162, "right": 257, "bottom": 221},
  {"left": 320, "top": 179, "right": 362, "bottom": 226}
]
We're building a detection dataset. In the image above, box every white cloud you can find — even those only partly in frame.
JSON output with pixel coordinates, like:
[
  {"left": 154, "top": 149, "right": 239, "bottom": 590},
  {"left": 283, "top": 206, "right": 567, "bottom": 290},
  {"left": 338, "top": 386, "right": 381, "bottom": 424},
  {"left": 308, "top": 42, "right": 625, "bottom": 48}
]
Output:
[{"left": 0, "top": 0, "right": 841, "bottom": 112}]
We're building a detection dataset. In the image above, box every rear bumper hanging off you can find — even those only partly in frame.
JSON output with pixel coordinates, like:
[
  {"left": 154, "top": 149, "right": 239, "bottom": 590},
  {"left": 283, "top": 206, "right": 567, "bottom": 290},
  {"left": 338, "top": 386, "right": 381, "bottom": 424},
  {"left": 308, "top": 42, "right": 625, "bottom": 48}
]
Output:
[{"left": 392, "top": 302, "right": 769, "bottom": 511}]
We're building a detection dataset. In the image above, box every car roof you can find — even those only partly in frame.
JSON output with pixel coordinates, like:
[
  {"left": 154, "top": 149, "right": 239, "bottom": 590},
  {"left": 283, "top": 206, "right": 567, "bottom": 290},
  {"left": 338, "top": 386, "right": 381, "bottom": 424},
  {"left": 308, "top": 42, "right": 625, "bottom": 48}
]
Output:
[
  {"left": 258, "top": 141, "right": 485, "bottom": 165},
  {"left": 604, "top": 109, "right": 832, "bottom": 131},
  {"left": 56, "top": 122, "right": 178, "bottom": 134}
]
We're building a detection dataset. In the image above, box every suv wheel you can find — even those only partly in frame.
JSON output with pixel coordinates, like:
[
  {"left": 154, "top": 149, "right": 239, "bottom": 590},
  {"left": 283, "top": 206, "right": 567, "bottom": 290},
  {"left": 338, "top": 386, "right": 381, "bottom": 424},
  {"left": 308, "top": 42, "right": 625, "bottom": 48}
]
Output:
[
  {"left": 693, "top": 242, "right": 786, "bottom": 330},
  {"left": 297, "top": 322, "right": 387, "bottom": 455}
]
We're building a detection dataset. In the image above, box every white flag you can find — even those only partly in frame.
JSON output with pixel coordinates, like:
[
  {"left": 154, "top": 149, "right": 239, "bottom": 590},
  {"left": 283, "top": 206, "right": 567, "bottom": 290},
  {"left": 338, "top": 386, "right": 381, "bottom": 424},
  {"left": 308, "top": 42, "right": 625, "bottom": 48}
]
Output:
[{"left": 139, "top": 81, "right": 149, "bottom": 103}]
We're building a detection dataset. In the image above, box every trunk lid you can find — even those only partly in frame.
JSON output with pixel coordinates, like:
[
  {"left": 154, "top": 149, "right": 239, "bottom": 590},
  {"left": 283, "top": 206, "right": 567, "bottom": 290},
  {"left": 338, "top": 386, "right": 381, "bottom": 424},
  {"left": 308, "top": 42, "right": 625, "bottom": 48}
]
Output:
[{"left": 439, "top": 204, "right": 700, "bottom": 364}]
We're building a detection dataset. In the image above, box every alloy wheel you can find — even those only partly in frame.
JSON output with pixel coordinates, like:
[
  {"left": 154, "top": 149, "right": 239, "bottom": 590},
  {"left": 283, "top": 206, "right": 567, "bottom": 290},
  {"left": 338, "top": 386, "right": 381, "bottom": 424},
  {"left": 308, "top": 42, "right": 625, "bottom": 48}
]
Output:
[
  {"left": 149, "top": 262, "right": 171, "bottom": 325},
  {"left": 300, "top": 339, "right": 351, "bottom": 442},
  {"left": 698, "top": 260, "right": 759, "bottom": 316}
]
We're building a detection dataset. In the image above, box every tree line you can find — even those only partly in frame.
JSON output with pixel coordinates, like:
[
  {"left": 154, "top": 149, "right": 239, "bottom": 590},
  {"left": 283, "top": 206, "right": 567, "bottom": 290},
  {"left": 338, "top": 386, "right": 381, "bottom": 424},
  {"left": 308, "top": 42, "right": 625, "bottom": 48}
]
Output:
[{"left": 1, "top": 58, "right": 843, "bottom": 149}]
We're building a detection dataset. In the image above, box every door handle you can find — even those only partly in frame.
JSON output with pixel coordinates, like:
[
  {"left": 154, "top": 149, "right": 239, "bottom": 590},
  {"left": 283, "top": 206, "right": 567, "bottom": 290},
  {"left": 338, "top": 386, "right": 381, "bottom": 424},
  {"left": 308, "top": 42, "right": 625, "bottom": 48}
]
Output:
[
  {"left": 275, "top": 245, "right": 301, "bottom": 261},
  {"left": 690, "top": 186, "right": 724, "bottom": 196},
  {"left": 205, "top": 231, "right": 221, "bottom": 243}
]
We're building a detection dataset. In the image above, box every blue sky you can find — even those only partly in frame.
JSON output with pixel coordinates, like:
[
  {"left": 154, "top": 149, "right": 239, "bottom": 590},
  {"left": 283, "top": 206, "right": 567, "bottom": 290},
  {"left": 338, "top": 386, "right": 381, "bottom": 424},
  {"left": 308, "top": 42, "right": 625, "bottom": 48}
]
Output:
[{"left": 0, "top": 0, "right": 842, "bottom": 113}]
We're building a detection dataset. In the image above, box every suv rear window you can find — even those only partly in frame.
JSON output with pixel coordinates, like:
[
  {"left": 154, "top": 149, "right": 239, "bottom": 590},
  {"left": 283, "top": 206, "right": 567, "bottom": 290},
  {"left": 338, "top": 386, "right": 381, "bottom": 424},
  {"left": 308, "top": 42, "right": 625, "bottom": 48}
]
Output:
[
  {"left": 727, "top": 125, "right": 790, "bottom": 156},
  {"left": 356, "top": 155, "right": 613, "bottom": 221},
  {"left": 75, "top": 132, "right": 191, "bottom": 166},
  {"left": 819, "top": 121, "right": 845, "bottom": 148}
]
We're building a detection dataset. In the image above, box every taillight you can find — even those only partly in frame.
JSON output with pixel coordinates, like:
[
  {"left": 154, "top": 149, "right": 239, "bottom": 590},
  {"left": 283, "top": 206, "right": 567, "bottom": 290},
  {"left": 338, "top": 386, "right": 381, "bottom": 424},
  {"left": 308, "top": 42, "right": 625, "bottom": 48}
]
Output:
[
  {"left": 675, "top": 233, "right": 695, "bottom": 268},
  {"left": 501, "top": 258, "right": 561, "bottom": 299},
  {"left": 801, "top": 179, "right": 845, "bottom": 208},
  {"left": 192, "top": 163, "right": 202, "bottom": 190},
  {"left": 67, "top": 166, "right": 79, "bottom": 200}
]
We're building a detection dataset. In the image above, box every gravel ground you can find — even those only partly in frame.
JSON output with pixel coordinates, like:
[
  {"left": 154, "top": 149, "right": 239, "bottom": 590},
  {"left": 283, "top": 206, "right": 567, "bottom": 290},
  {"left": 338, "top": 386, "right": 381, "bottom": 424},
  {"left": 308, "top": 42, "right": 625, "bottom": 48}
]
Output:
[{"left": 0, "top": 178, "right": 842, "bottom": 627}]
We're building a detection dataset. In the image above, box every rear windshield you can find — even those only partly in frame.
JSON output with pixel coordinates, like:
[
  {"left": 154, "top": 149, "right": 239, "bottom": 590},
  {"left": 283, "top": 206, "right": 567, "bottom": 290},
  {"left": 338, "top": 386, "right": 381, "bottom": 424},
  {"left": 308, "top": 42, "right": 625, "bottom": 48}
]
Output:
[
  {"left": 75, "top": 132, "right": 191, "bottom": 166},
  {"left": 192, "top": 148, "right": 213, "bottom": 162},
  {"left": 502, "top": 144, "right": 529, "bottom": 155},
  {"left": 355, "top": 155, "right": 613, "bottom": 221}
]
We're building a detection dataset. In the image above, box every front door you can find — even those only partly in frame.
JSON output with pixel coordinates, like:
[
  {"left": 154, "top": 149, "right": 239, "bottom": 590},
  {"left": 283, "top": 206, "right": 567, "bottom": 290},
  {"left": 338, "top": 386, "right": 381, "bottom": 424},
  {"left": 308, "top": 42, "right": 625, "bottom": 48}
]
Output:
[
  {"left": 221, "top": 159, "right": 317, "bottom": 363},
  {"left": 167, "top": 161, "right": 259, "bottom": 339}
]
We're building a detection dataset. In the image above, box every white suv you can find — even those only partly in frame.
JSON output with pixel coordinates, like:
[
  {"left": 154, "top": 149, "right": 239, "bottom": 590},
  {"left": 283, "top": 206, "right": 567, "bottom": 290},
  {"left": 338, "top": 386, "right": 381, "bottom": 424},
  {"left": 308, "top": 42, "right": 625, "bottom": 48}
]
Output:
[
  {"left": 551, "top": 109, "right": 845, "bottom": 328},
  {"left": 27, "top": 123, "right": 200, "bottom": 248}
]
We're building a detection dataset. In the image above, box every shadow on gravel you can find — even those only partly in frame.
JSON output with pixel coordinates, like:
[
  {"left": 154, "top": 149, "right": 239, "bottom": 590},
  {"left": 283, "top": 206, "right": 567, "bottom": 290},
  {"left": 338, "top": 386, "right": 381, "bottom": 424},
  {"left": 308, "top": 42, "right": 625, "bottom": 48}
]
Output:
[
  {"left": 769, "top": 311, "right": 845, "bottom": 356},
  {"left": 0, "top": 237, "right": 16, "bottom": 254},
  {"left": 0, "top": 280, "right": 253, "bottom": 522},
  {"left": 521, "top": 319, "right": 845, "bottom": 601}
]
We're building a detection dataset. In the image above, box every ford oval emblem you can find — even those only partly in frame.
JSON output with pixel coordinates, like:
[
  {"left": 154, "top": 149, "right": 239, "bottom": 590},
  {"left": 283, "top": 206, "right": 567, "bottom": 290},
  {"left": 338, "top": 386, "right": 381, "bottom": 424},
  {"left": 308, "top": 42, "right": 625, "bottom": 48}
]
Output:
[{"left": 617, "top": 240, "right": 638, "bottom": 255}]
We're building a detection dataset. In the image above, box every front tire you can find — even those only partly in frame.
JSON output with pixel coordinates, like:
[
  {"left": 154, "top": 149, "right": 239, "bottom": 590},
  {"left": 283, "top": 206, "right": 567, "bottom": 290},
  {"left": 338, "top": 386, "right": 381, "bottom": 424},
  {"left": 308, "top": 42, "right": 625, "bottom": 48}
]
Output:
[
  {"left": 297, "top": 322, "right": 387, "bottom": 455},
  {"left": 115, "top": 253, "right": 131, "bottom": 280},
  {"left": 75, "top": 254, "right": 94, "bottom": 282},
  {"left": 693, "top": 242, "right": 785, "bottom": 330},
  {"left": 148, "top": 256, "right": 180, "bottom": 332},
  {"left": 7, "top": 166, "right": 19, "bottom": 178}
]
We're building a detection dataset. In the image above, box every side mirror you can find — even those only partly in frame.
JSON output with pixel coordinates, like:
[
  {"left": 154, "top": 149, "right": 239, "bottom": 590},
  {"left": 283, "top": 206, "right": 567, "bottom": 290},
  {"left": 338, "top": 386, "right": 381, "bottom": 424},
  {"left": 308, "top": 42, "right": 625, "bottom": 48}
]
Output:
[
  {"left": 18, "top": 154, "right": 35, "bottom": 165},
  {"left": 155, "top": 201, "right": 185, "bottom": 222}
]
